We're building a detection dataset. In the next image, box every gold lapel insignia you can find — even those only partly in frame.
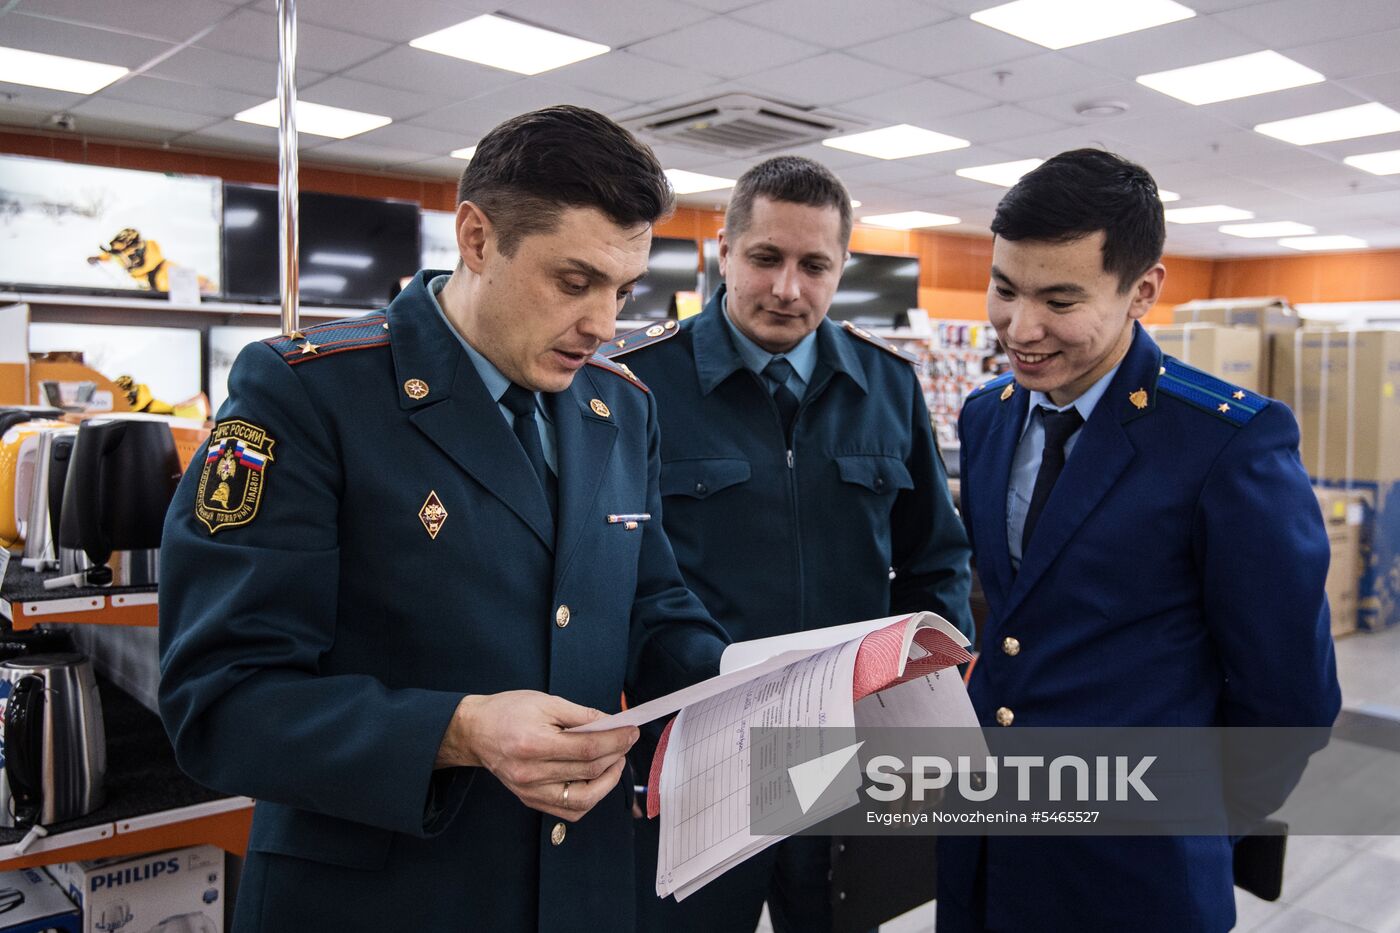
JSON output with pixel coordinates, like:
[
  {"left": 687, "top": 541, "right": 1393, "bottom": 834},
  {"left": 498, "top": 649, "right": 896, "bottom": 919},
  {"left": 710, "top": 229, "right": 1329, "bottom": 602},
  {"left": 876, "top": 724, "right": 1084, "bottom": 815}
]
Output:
[
  {"left": 1218, "top": 402, "right": 1230, "bottom": 414},
  {"left": 590, "top": 398, "right": 611, "bottom": 418},
  {"left": 419, "top": 491, "right": 448, "bottom": 539},
  {"left": 1233, "top": 390, "right": 1245, "bottom": 400},
  {"left": 1000, "top": 383, "right": 1014, "bottom": 401},
  {"left": 404, "top": 378, "right": 429, "bottom": 400},
  {"left": 646, "top": 324, "right": 665, "bottom": 337},
  {"left": 296, "top": 339, "right": 320, "bottom": 355},
  {"left": 1129, "top": 388, "right": 1148, "bottom": 410}
]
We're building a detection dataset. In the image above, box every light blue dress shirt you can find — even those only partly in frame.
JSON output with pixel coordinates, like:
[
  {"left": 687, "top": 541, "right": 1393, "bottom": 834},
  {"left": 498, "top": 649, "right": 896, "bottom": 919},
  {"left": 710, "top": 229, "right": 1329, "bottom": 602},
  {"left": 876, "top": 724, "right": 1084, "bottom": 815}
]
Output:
[
  {"left": 1006, "top": 361, "right": 1122, "bottom": 568},
  {"left": 719, "top": 293, "right": 819, "bottom": 399},
  {"left": 427, "top": 274, "right": 557, "bottom": 475}
]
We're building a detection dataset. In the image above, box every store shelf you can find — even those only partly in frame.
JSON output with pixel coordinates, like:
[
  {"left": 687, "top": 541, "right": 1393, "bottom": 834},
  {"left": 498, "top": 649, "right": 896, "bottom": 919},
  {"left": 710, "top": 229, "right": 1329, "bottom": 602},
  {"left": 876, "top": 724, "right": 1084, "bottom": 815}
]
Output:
[
  {"left": 2, "top": 290, "right": 355, "bottom": 320},
  {"left": 0, "top": 679, "right": 252, "bottom": 870},
  {"left": 1, "top": 561, "right": 156, "bottom": 630}
]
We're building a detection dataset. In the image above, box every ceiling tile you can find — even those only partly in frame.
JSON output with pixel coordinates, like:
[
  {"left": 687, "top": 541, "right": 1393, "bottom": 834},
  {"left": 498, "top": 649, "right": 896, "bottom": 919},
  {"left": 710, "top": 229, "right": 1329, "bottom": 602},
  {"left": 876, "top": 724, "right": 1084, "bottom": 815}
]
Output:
[
  {"left": 150, "top": 47, "right": 328, "bottom": 96},
  {"left": 70, "top": 97, "right": 216, "bottom": 134},
  {"left": 1058, "top": 17, "right": 1261, "bottom": 81},
  {"left": 500, "top": 0, "right": 711, "bottom": 46},
  {"left": 297, "top": 76, "right": 456, "bottom": 121},
  {"left": 196, "top": 10, "right": 392, "bottom": 73},
  {"left": 343, "top": 46, "right": 520, "bottom": 96},
  {"left": 1018, "top": 80, "right": 1190, "bottom": 127},
  {"left": 352, "top": 123, "right": 477, "bottom": 158},
  {"left": 1335, "top": 71, "right": 1400, "bottom": 110},
  {"left": 628, "top": 17, "right": 820, "bottom": 80},
  {"left": 0, "top": 84, "right": 88, "bottom": 116},
  {"left": 1214, "top": 0, "right": 1400, "bottom": 48},
  {"left": 11, "top": 0, "right": 234, "bottom": 43},
  {"left": 1201, "top": 83, "right": 1373, "bottom": 133},
  {"left": 744, "top": 53, "right": 918, "bottom": 107},
  {"left": 927, "top": 104, "right": 1068, "bottom": 145},
  {"left": 0, "top": 12, "right": 177, "bottom": 68},
  {"left": 97, "top": 75, "right": 270, "bottom": 119},
  {"left": 849, "top": 18, "right": 1039, "bottom": 78},
  {"left": 680, "top": 0, "right": 766, "bottom": 11},
  {"left": 1283, "top": 28, "right": 1400, "bottom": 82},
  {"left": 729, "top": 0, "right": 950, "bottom": 48},
  {"left": 837, "top": 80, "right": 995, "bottom": 127},
  {"left": 941, "top": 53, "right": 1111, "bottom": 104},
  {"left": 408, "top": 79, "right": 634, "bottom": 136},
  {"left": 550, "top": 52, "right": 725, "bottom": 104},
  {"left": 400, "top": 155, "right": 467, "bottom": 180},
  {"left": 294, "top": 0, "right": 484, "bottom": 44},
  {"left": 173, "top": 118, "right": 331, "bottom": 153},
  {"left": 307, "top": 139, "right": 436, "bottom": 169}
]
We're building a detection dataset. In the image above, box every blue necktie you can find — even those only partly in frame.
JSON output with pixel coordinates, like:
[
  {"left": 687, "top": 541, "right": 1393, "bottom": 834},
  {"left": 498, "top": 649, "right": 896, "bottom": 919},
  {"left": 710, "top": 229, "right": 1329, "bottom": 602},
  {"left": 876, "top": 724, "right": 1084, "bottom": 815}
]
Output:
[
  {"left": 763, "top": 357, "right": 801, "bottom": 441},
  {"left": 1021, "top": 406, "right": 1083, "bottom": 554},
  {"left": 501, "top": 383, "right": 557, "bottom": 518}
]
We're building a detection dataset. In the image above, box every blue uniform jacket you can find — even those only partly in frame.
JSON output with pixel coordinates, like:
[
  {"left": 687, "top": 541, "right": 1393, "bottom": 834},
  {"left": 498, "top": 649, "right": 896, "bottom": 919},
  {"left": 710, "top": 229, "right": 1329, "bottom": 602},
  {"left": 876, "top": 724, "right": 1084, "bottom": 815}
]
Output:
[
  {"left": 604, "top": 287, "right": 972, "bottom": 644},
  {"left": 158, "top": 271, "right": 727, "bottom": 933},
  {"left": 940, "top": 323, "right": 1341, "bottom": 932}
]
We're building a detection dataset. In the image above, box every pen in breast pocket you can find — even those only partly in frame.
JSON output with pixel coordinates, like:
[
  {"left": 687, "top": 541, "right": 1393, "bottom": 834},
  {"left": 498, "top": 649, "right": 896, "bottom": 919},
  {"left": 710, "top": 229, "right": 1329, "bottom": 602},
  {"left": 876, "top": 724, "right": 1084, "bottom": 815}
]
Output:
[{"left": 607, "top": 513, "right": 651, "bottom": 524}]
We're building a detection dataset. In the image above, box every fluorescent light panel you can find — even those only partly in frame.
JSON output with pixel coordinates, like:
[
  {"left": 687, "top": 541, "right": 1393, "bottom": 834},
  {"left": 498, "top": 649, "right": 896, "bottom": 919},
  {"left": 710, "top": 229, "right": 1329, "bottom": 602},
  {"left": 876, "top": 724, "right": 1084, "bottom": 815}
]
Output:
[
  {"left": 410, "top": 15, "right": 609, "bottom": 76},
  {"left": 1344, "top": 149, "right": 1400, "bottom": 176},
  {"left": 0, "top": 45, "right": 128, "bottom": 94},
  {"left": 1279, "top": 235, "right": 1368, "bottom": 251},
  {"left": 823, "top": 124, "right": 969, "bottom": 160},
  {"left": 1218, "top": 221, "right": 1316, "bottom": 238},
  {"left": 860, "top": 211, "right": 961, "bottom": 229},
  {"left": 665, "top": 169, "right": 736, "bottom": 194},
  {"left": 956, "top": 158, "right": 1044, "bottom": 187},
  {"left": 1157, "top": 189, "right": 1180, "bottom": 202},
  {"left": 1164, "top": 204, "right": 1254, "bottom": 224},
  {"left": 450, "top": 146, "right": 477, "bottom": 161},
  {"left": 1255, "top": 102, "right": 1400, "bottom": 145},
  {"left": 235, "top": 100, "right": 391, "bottom": 139},
  {"left": 970, "top": 0, "right": 1195, "bottom": 50},
  {"left": 1136, "top": 51, "right": 1324, "bottom": 106}
]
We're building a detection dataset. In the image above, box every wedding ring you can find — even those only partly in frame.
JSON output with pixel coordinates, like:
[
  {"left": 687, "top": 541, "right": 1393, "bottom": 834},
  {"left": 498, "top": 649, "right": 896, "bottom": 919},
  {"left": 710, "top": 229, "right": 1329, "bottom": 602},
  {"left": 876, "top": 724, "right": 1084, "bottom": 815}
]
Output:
[{"left": 561, "top": 781, "right": 572, "bottom": 808}]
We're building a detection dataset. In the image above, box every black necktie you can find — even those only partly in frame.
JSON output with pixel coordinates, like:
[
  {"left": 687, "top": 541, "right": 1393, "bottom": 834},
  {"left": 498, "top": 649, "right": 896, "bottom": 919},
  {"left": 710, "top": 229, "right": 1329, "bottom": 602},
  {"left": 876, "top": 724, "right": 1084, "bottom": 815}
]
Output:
[
  {"left": 763, "top": 357, "right": 801, "bottom": 440},
  {"left": 1021, "top": 406, "right": 1084, "bottom": 554},
  {"left": 501, "top": 383, "right": 558, "bottom": 518}
]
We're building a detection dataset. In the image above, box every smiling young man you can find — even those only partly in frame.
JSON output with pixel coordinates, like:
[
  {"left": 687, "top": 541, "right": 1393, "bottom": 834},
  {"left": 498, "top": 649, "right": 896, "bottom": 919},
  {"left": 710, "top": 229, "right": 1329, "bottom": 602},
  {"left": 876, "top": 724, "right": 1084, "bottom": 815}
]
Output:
[
  {"left": 943, "top": 149, "right": 1340, "bottom": 931},
  {"left": 605, "top": 155, "right": 972, "bottom": 932},
  {"left": 158, "top": 106, "right": 729, "bottom": 933}
]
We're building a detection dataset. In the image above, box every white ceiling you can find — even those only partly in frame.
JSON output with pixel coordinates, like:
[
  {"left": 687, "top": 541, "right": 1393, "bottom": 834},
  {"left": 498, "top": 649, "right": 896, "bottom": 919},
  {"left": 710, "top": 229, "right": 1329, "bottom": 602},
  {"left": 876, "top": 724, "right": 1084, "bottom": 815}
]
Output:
[{"left": 3, "top": 0, "right": 1400, "bottom": 257}]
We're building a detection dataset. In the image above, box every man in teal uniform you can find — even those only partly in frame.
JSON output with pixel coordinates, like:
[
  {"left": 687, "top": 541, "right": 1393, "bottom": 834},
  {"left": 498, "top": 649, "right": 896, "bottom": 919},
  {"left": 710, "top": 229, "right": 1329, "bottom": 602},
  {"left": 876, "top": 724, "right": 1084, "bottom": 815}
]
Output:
[
  {"left": 607, "top": 156, "right": 972, "bottom": 932},
  {"left": 158, "top": 106, "right": 728, "bottom": 932},
  {"left": 944, "top": 149, "right": 1340, "bottom": 931}
]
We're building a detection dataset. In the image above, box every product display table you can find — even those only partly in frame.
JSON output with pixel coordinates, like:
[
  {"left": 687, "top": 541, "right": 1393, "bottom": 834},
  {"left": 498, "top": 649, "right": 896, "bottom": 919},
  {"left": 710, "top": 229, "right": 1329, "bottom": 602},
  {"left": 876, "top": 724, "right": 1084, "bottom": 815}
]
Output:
[{"left": 0, "top": 561, "right": 157, "bottom": 630}]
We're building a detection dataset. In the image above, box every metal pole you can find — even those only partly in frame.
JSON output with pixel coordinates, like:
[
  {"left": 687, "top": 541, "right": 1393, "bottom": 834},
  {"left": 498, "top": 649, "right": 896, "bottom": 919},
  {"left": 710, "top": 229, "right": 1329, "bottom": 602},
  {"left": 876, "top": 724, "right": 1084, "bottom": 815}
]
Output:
[{"left": 276, "top": 0, "right": 299, "bottom": 336}]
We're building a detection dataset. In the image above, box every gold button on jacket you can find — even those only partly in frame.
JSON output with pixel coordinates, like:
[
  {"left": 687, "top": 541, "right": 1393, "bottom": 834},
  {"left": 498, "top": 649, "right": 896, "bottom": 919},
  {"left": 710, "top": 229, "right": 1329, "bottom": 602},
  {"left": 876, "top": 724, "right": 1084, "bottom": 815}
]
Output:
[
  {"left": 1002, "top": 636, "right": 1021, "bottom": 656},
  {"left": 551, "top": 822, "right": 567, "bottom": 846},
  {"left": 555, "top": 605, "right": 570, "bottom": 628},
  {"left": 995, "top": 706, "right": 1014, "bottom": 727}
]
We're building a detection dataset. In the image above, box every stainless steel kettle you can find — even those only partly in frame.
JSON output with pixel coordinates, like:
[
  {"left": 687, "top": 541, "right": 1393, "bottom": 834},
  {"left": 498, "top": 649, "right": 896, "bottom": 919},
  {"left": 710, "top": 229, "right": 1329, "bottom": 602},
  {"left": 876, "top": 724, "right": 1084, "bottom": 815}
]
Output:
[
  {"left": 0, "top": 653, "right": 106, "bottom": 828},
  {"left": 18, "top": 426, "right": 78, "bottom": 571}
]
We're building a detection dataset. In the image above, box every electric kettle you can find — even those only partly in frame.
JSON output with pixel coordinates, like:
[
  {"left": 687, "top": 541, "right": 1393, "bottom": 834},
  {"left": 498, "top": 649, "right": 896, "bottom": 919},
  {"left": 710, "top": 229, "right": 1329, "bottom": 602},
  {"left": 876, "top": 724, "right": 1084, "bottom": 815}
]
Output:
[
  {"left": 0, "top": 419, "right": 68, "bottom": 551},
  {"left": 0, "top": 653, "right": 106, "bottom": 828},
  {"left": 57, "top": 416, "right": 182, "bottom": 586},
  {"left": 0, "top": 407, "right": 63, "bottom": 436},
  {"left": 17, "top": 426, "right": 78, "bottom": 570}
]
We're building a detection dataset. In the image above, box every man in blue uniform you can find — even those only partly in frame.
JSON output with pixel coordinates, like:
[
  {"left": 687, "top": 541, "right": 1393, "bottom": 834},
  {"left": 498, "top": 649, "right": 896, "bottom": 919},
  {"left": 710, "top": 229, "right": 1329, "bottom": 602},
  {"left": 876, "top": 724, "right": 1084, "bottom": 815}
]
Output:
[
  {"left": 606, "top": 156, "right": 972, "bottom": 932},
  {"left": 157, "top": 107, "right": 729, "bottom": 933},
  {"left": 943, "top": 149, "right": 1341, "bottom": 931}
]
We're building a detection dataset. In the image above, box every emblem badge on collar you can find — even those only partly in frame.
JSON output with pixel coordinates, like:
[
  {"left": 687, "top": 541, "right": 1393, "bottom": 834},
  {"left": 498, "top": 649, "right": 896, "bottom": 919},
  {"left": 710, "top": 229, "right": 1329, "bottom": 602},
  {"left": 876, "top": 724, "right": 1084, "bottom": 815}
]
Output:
[
  {"left": 590, "top": 398, "right": 611, "bottom": 418},
  {"left": 1129, "top": 388, "right": 1148, "bottom": 410},
  {"left": 404, "top": 378, "right": 429, "bottom": 400},
  {"left": 1000, "top": 383, "right": 1014, "bottom": 401}
]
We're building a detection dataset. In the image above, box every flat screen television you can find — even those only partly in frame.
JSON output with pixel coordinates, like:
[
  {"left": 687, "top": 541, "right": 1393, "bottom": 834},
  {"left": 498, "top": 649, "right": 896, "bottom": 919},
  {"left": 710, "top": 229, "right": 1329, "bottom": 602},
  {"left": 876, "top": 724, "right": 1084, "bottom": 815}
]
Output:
[
  {"left": 0, "top": 154, "right": 222, "bottom": 296},
  {"left": 700, "top": 243, "right": 919, "bottom": 326},
  {"left": 625, "top": 236, "right": 699, "bottom": 320},
  {"left": 222, "top": 183, "right": 420, "bottom": 307}
]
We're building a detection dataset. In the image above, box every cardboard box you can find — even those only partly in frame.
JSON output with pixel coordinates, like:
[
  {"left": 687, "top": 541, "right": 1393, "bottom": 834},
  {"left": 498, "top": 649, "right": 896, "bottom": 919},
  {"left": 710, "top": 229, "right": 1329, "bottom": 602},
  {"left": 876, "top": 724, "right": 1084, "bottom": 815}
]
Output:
[
  {"left": 1311, "top": 480, "right": 1400, "bottom": 632},
  {"left": 47, "top": 846, "right": 224, "bottom": 933},
  {"left": 1172, "top": 298, "right": 1300, "bottom": 395},
  {"left": 1273, "top": 329, "right": 1400, "bottom": 484},
  {"left": 1315, "top": 488, "right": 1366, "bottom": 636},
  {"left": 1150, "top": 323, "right": 1262, "bottom": 393},
  {"left": 0, "top": 868, "right": 81, "bottom": 933}
]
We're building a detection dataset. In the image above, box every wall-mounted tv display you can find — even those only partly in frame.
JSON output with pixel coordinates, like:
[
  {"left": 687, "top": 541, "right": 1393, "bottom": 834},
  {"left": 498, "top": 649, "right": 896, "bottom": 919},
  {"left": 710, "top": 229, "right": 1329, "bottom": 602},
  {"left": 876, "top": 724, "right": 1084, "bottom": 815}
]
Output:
[
  {"left": 222, "top": 184, "right": 420, "bottom": 308},
  {"left": 0, "top": 155, "right": 222, "bottom": 295},
  {"left": 420, "top": 209, "right": 458, "bottom": 272},
  {"left": 626, "top": 236, "right": 699, "bottom": 320}
]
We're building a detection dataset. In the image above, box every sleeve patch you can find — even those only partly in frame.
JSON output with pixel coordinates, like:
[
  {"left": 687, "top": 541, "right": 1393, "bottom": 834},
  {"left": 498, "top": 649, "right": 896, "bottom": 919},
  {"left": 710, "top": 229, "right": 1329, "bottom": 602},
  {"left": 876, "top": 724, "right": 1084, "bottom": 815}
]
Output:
[{"left": 195, "top": 419, "right": 277, "bottom": 534}]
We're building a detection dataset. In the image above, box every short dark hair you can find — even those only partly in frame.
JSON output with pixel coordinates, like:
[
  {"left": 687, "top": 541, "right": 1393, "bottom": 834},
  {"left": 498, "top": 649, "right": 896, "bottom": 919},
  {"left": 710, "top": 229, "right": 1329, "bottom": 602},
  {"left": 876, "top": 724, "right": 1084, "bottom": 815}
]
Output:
[
  {"left": 725, "top": 155, "right": 853, "bottom": 246},
  {"left": 456, "top": 106, "right": 674, "bottom": 256},
  {"left": 990, "top": 148, "right": 1165, "bottom": 292}
]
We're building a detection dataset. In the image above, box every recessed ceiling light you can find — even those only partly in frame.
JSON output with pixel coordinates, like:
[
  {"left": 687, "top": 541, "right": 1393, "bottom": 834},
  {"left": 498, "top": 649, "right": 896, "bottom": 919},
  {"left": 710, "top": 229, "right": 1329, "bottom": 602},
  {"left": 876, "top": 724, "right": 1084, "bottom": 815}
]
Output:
[
  {"left": 1164, "top": 204, "right": 1254, "bottom": 224},
  {"left": 1074, "top": 99, "right": 1130, "bottom": 118},
  {"left": 970, "top": 0, "right": 1195, "bottom": 50},
  {"left": 822, "top": 124, "right": 970, "bottom": 160},
  {"left": 235, "top": 100, "right": 391, "bottom": 139},
  {"left": 1278, "top": 235, "right": 1368, "bottom": 251},
  {"left": 665, "top": 169, "right": 736, "bottom": 195},
  {"left": 0, "top": 45, "right": 128, "bottom": 94},
  {"left": 1157, "top": 189, "right": 1180, "bottom": 202},
  {"left": 450, "top": 146, "right": 477, "bottom": 161},
  {"left": 410, "top": 14, "right": 609, "bottom": 76},
  {"left": 1136, "top": 51, "right": 1324, "bottom": 106},
  {"left": 1218, "top": 221, "right": 1317, "bottom": 238},
  {"left": 1344, "top": 149, "right": 1400, "bottom": 176},
  {"left": 1255, "top": 102, "right": 1400, "bottom": 145},
  {"left": 860, "top": 211, "right": 961, "bottom": 229},
  {"left": 956, "top": 158, "right": 1044, "bottom": 187}
]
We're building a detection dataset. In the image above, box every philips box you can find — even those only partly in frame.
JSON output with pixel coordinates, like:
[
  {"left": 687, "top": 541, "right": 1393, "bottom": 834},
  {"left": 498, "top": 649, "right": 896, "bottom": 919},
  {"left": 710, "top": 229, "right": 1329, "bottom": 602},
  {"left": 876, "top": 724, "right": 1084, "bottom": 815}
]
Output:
[
  {"left": 0, "top": 867, "right": 81, "bottom": 933},
  {"left": 46, "top": 845, "right": 223, "bottom": 933}
]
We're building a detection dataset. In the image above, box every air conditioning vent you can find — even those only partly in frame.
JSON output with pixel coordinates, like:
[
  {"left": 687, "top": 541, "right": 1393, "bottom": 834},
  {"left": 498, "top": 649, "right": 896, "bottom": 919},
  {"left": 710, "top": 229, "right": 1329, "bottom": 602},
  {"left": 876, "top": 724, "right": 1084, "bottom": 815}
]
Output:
[{"left": 623, "top": 94, "right": 864, "bottom": 158}]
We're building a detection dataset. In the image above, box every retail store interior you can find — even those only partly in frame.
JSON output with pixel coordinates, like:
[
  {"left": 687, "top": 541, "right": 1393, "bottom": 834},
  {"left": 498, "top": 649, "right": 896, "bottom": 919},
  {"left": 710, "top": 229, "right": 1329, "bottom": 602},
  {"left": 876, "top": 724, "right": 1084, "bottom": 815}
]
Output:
[{"left": 2, "top": 0, "right": 1400, "bottom": 930}]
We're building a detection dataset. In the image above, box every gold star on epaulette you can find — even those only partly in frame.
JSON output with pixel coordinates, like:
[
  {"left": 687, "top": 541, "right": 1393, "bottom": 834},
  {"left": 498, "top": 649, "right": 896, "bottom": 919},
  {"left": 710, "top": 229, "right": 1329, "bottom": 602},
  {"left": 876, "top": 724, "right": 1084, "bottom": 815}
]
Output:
[
  {"left": 1218, "top": 402, "right": 1230, "bottom": 414},
  {"left": 286, "top": 330, "right": 304, "bottom": 341},
  {"left": 297, "top": 340, "right": 320, "bottom": 355},
  {"left": 1233, "top": 390, "right": 1245, "bottom": 400}
]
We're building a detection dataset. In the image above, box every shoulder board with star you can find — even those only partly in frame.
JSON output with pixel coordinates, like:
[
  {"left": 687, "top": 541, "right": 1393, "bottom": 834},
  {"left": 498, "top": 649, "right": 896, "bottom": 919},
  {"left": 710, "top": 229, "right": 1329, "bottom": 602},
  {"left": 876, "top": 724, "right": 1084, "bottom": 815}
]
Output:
[
  {"left": 263, "top": 311, "right": 390, "bottom": 365},
  {"left": 600, "top": 319, "right": 681, "bottom": 358},
  {"left": 966, "top": 371, "right": 1017, "bottom": 404},
  {"left": 1157, "top": 356, "right": 1267, "bottom": 427},
  {"left": 586, "top": 353, "right": 650, "bottom": 393},
  {"left": 838, "top": 320, "right": 919, "bottom": 365}
]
